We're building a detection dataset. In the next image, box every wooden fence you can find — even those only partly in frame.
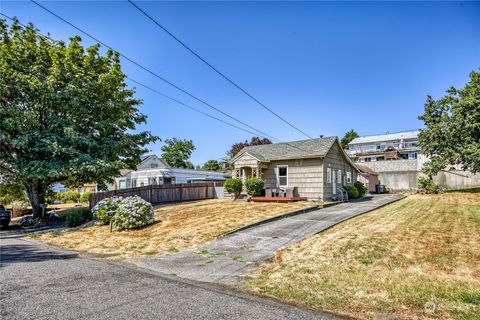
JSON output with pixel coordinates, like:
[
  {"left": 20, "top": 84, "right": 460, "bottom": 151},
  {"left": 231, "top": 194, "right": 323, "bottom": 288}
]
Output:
[{"left": 89, "top": 182, "right": 224, "bottom": 208}]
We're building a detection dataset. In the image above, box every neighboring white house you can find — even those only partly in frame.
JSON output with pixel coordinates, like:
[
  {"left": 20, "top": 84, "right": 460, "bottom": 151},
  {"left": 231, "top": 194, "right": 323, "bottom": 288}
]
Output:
[
  {"left": 112, "top": 155, "right": 228, "bottom": 190},
  {"left": 348, "top": 130, "right": 480, "bottom": 191}
]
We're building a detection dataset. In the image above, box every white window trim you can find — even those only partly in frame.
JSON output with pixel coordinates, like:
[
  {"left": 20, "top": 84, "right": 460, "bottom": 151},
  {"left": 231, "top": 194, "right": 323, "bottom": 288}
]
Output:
[
  {"left": 327, "top": 167, "right": 332, "bottom": 184},
  {"left": 277, "top": 165, "right": 288, "bottom": 187},
  {"left": 347, "top": 171, "right": 352, "bottom": 183},
  {"left": 337, "top": 170, "right": 342, "bottom": 185}
]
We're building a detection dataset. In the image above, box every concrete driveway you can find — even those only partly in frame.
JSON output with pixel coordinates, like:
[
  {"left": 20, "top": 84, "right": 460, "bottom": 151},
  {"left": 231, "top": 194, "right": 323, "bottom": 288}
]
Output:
[
  {"left": 0, "top": 233, "right": 335, "bottom": 320},
  {"left": 130, "top": 194, "right": 404, "bottom": 285}
]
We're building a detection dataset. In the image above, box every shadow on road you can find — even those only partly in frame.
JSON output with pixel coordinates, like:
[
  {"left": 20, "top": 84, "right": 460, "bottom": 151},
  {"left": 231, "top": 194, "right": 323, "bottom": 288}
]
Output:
[{"left": 0, "top": 239, "right": 77, "bottom": 267}]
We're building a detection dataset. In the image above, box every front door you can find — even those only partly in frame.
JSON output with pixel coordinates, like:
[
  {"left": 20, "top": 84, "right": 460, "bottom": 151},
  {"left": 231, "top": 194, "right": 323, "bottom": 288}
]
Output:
[{"left": 332, "top": 170, "right": 336, "bottom": 195}]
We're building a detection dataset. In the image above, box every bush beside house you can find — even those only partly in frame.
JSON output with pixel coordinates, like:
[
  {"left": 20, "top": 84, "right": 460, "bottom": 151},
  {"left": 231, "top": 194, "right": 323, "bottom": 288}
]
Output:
[
  {"left": 245, "top": 178, "right": 265, "bottom": 196},
  {"left": 345, "top": 186, "right": 359, "bottom": 199},
  {"left": 224, "top": 178, "right": 243, "bottom": 199},
  {"left": 354, "top": 181, "right": 367, "bottom": 197}
]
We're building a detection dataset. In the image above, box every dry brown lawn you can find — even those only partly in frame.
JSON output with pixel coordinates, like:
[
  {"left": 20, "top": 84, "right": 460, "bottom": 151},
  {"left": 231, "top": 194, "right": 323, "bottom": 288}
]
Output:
[
  {"left": 31, "top": 199, "right": 312, "bottom": 259},
  {"left": 248, "top": 190, "right": 480, "bottom": 320}
]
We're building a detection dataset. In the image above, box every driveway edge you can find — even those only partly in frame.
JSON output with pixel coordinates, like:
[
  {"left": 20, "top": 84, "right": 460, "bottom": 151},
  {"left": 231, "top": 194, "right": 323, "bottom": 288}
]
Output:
[{"left": 220, "top": 203, "right": 340, "bottom": 238}]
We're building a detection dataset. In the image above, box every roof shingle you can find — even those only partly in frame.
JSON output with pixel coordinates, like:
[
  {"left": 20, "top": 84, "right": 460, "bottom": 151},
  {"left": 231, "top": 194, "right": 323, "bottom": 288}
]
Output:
[{"left": 232, "top": 136, "right": 337, "bottom": 162}]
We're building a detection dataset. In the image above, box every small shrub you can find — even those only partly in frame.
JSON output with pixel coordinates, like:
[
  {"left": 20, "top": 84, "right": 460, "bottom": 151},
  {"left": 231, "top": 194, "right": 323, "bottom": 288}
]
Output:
[
  {"left": 112, "top": 196, "right": 154, "bottom": 231},
  {"left": 65, "top": 207, "right": 92, "bottom": 227},
  {"left": 45, "top": 191, "right": 62, "bottom": 204},
  {"left": 80, "top": 192, "right": 92, "bottom": 203},
  {"left": 245, "top": 178, "right": 265, "bottom": 196},
  {"left": 224, "top": 178, "right": 243, "bottom": 199},
  {"left": 345, "top": 186, "right": 359, "bottom": 199},
  {"left": 92, "top": 196, "right": 124, "bottom": 225},
  {"left": 354, "top": 181, "right": 367, "bottom": 197},
  {"left": 60, "top": 191, "right": 81, "bottom": 203},
  {"left": 418, "top": 176, "right": 440, "bottom": 194}
]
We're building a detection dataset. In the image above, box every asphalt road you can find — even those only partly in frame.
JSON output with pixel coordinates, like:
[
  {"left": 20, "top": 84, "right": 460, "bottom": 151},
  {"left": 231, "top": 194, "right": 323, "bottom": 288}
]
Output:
[{"left": 0, "top": 233, "right": 336, "bottom": 320}]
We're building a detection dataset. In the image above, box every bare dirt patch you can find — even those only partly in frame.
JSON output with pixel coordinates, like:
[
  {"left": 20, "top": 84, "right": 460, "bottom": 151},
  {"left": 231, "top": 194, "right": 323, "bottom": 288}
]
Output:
[
  {"left": 31, "top": 199, "right": 312, "bottom": 259},
  {"left": 247, "top": 191, "right": 480, "bottom": 320}
]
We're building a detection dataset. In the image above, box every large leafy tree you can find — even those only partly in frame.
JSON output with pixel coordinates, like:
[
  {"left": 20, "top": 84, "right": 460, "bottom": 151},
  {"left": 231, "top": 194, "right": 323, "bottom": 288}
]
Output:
[
  {"left": 0, "top": 20, "right": 158, "bottom": 217},
  {"left": 340, "top": 129, "right": 359, "bottom": 150},
  {"left": 418, "top": 70, "right": 480, "bottom": 177},
  {"left": 161, "top": 138, "right": 195, "bottom": 169},
  {"left": 228, "top": 137, "right": 272, "bottom": 157},
  {"left": 201, "top": 159, "right": 222, "bottom": 171}
]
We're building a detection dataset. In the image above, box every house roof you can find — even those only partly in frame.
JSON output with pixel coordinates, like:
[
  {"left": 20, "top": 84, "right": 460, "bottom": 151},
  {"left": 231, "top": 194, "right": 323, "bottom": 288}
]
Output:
[
  {"left": 140, "top": 154, "right": 170, "bottom": 168},
  {"left": 349, "top": 130, "right": 420, "bottom": 145},
  {"left": 356, "top": 165, "right": 378, "bottom": 175},
  {"left": 231, "top": 136, "right": 338, "bottom": 162}
]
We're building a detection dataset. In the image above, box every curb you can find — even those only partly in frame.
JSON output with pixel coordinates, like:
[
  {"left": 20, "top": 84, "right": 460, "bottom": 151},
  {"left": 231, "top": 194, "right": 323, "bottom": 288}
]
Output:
[{"left": 220, "top": 202, "right": 341, "bottom": 238}]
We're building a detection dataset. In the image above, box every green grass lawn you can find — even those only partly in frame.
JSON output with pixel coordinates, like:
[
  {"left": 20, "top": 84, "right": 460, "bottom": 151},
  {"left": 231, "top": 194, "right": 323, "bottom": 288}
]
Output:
[{"left": 247, "top": 190, "right": 480, "bottom": 320}]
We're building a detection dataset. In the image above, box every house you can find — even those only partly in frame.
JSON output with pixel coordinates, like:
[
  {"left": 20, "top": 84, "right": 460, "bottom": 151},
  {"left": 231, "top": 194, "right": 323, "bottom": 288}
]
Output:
[
  {"left": 347, "top": 130, "right": 421, "bottom": 163},
  {"left": 348, "top": 130, "right": 480, "bottom": 191},
  {"left": 112, "top": 155, "right": 228, "bottom": 190},
  {"left": 356, "top": 165, "right": 379, "bottom": 193},
  {"left": 229, "top": 136, "right": 359, "bottom": 201}
]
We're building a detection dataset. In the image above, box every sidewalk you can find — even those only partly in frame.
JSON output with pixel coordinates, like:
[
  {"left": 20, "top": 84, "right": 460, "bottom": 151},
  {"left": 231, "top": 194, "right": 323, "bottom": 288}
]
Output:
[{"left": 130, "top": 194, "right": 404, "bottom": 285}]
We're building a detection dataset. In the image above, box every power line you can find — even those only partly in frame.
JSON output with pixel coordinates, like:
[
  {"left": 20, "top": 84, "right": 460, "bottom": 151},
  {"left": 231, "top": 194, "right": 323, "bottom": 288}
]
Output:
[
  {"left": 0, "top": 13, "right": 276, "bottom": 140},
  {"left": 2, "top": 11, "right": 322, "bottom": 157},
  {"left": 29, "top": 0, "right": 280, "bottom": 142},
  {"left": 126, "top": 77, "right": 271, "bottom": 137},
  {"left": 128, "top": 0, "right": 314, "bottom": 139}
]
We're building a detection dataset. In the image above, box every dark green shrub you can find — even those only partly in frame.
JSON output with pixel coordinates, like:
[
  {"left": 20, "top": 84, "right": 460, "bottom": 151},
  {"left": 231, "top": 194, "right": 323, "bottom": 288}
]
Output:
[
  {"left": 245, "top": 178, "right": 265, "bottom": 196},
  {"left": 65, "top": 207, "right": 92, "bottom": 227},
  {"left": 418, "top": 177, "right": 440, "bottom": 194},
  {"left": 354, "top": 181, "right": 367, "bottom": 197},
  {"left": 224, "top": 178, "right": 243, "bottom": 199},
  {"left": 80, "top": 192, "right": 92, "bottom": 203},
  {"left": 60, "top": 191, "right": 81, "bottom": 203},
  {"left": 345, "top": 186, "right": 359, "bottom": 199}
]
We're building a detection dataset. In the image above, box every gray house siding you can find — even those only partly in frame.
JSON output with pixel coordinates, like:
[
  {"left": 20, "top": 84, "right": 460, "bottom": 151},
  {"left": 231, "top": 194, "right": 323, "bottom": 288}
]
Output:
[
  {"left": 262, "top": 158, "right": 324, "bottom": 200},
  {"left": 323, "top": 142, "right": 357, "bottom": 200}
]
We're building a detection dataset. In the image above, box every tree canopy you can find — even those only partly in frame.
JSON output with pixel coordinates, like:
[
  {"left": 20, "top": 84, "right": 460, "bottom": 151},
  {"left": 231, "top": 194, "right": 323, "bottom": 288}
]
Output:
[
  {"left": 201, "top": 159, "right": 222, "bottom": 171},
  {"left": 340, "top": 130, "right": 359, "bottom": 150},
  {"left": 161, "top": 138, "right": 195, "bottom": 169},
  {"left": 0, "top": 20, "right": 158, "bottom": 217},
  {"left": 418, "top": 70, "right": 480, "bottom": 176},
  {"left": 228, "top": 137, "right": 272, "bottom": 157}
]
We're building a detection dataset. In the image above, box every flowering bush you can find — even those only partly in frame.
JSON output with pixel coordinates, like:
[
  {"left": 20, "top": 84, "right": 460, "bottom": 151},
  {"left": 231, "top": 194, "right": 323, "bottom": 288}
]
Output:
[
  {"left": 112, "top": 196, "right": 154, "bottom": 231},
  {"left": 92, "top": 196, "right": 124, "bottom": 225}
]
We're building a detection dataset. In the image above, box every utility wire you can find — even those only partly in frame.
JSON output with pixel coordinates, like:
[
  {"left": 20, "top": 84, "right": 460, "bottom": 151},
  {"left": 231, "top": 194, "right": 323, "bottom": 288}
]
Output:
[
  {"left": 126, "top": 77, "right": 269, "bottom": 137},
  {"left": 0, "top": 13, "right": 273, "bottom": 139},
  {"left": 30, "top": 0, "right": 280, "bottom": 142},
  {"left": 2, "top": 11, "right": 322, "bottom": 157},
  {"left": 128, "top": 0, "right": 314, "bottom": 139}
]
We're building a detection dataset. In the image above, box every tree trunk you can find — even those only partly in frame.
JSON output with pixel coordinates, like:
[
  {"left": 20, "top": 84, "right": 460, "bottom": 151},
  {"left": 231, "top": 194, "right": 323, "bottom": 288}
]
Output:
[{"left": 25, "top": 180, "right": 46, "bottom": 219}]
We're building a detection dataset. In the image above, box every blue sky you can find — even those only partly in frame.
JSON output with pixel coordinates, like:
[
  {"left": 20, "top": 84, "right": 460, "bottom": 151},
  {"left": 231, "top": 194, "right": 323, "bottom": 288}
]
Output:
[{"left": 2, "top": 1, "right": 479, "bottom": 166}]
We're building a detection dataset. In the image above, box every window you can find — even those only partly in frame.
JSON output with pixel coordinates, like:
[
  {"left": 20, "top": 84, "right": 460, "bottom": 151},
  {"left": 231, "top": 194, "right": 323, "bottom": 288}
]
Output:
[
  {"left": 131, "top": 178, "right": 137, "bottom": 188},
  {"left": 346, "top": 171, "right": 352, "bottom": 183},
  {"left": 148, "top": 177, "right": 157, "bottom": 185},
  {"left": 408, "top": 152, "right": 417, "bottom": 159},
  {"left": 337, "top": 170, "right": 342, "bottom": 184},
  {"left": 150, "top": 163, "right": 158, "bottom": 168},
  {"left": 327, "top": 167, "right": 332, "bottom": 183},
  {"left": 118, "top": 179, "right": 126, "bottom": 189},
  {"left": 277, "top": 166, "right": 288, "bottom": 187}
]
